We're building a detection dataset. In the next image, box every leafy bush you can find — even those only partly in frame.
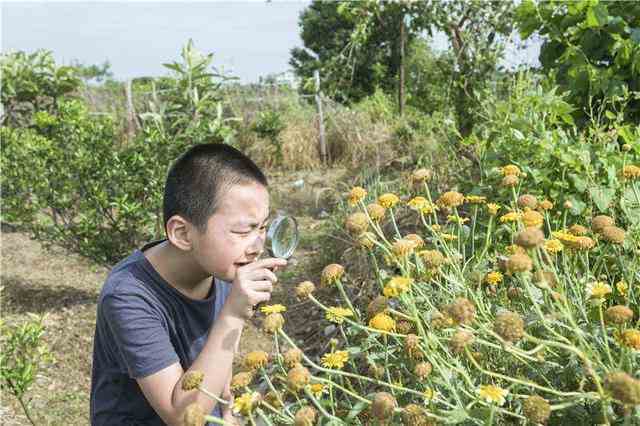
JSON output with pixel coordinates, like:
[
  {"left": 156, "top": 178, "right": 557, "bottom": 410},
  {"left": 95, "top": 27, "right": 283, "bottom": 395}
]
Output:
[
  {"left": 253, "top": 109, "right": 286, "bottom": 163},
  {"left": 515, "top": 0, "right": 640, "bottom": 125},
  {"left": 1, "top": 42, "right": 237, "bottom": 265},
  {"left": 470, "top": 73, "right": 640, "bottom": 222},
  {"left": 1, "top": 100, "right": 161, "bottom": 264},
  {"left": 1, "top": 315, "right": 53, "bottom": 426},
  {"left": 0, "top": 50, "right": 80, "bottom": 127}
]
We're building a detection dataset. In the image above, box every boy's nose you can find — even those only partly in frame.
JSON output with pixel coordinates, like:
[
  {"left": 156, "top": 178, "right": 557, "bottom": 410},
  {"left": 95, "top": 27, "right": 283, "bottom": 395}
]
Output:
[{"left": 246, "top": 234, "right": 265, "bottom": 256}]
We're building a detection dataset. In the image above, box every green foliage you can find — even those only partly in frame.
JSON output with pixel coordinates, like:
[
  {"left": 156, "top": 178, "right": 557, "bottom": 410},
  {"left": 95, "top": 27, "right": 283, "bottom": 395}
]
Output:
[
  {"left": 70, "top": 60, "right": 114, "bottom": 83},
  {"left": 0, "top": 50, "right": 81, "bottom": 127},
  {"left": 1, "top": 315, "right": 53, "bottom": 425},
  {"left": 1, "top": 100, "right": 160, "bottom": 265},
  {"left": 290, "top": 0, "right": 432, "bottom": 104},
  {"left": 1, "top": 42, "right": 237, "bottom": 265},
  {"left": 516, "top": 0, "right": 640, "bottom": 125},
  {"left": 252, "top": 108, "right": 286, "bottom": 164},
  {"left": 470, "top": 72, "right": 640, "bottom": 221},
  {"left": 143, "top": 39, "right": 238, "bottom": 146},
  {"left": 404, "top": 38, "right": 452, "bottom": 115}
]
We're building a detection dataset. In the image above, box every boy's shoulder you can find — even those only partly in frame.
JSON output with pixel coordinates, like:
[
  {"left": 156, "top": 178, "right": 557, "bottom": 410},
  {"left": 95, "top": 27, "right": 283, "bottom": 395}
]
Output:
[{"left": 98, "top": 248, "right": 150, "bottom": 302}]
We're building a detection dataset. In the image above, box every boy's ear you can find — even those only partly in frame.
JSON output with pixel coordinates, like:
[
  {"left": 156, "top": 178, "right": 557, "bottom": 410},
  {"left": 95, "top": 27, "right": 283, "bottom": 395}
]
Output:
[{"left": 165, "top": 215, "right": 193, "bottom": 251}]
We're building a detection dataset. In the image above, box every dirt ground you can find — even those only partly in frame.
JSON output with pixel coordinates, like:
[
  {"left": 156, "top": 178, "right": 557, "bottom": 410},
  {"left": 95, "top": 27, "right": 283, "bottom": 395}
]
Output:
[{"left": 0, "top": 169, "right": 350, "bottom": 425}]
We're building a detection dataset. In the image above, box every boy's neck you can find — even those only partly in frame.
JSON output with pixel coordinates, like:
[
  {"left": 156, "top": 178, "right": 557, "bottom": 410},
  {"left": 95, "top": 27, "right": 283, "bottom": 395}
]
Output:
[{"left": 143, "top": 241, "right": 213, "bottom": 300}]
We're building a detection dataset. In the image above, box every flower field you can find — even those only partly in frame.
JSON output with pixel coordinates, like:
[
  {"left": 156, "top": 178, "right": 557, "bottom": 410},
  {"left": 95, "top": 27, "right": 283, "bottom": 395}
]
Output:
[{"left": 181, "top": 162, "right": 640, "bottom": 425}]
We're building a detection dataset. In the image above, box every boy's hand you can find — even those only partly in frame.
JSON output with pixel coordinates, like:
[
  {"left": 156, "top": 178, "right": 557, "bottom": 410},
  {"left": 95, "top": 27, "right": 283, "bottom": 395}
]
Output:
[{"left": 227, "top": 257, "right": 287, "bottom": 319}]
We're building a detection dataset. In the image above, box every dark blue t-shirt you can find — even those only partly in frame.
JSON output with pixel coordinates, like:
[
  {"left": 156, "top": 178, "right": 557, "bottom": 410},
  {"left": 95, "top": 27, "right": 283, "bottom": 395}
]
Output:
[{"left": 90, "top": 240, "right": 231, "bottom": 425}]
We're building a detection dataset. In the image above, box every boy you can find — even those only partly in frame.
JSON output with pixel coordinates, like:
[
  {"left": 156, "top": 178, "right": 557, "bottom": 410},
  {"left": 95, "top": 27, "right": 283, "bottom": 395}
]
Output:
[{"left": 90, "top": 143, "right": 286, "bottom": 425}]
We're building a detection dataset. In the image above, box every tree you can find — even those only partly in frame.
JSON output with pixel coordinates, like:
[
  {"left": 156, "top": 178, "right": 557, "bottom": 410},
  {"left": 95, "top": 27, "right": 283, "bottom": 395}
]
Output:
[
  {"left": 70, "top": 60, "right": 114, "bottom": 83},
  {"left": 289, "top": 0, "right": 424, "bottom": 104},
  {"left": 516, "top": 0, "right": 640, "bottom": 125},
  {"left": 431, "top": 0, "right": 514, "bottom": 136}
]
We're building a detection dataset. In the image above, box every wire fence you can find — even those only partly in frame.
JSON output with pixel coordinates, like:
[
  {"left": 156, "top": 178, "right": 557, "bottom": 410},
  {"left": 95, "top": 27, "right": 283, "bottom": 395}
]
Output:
[{"left": 80, "top": 72, "right": 330, "bottom": 164}]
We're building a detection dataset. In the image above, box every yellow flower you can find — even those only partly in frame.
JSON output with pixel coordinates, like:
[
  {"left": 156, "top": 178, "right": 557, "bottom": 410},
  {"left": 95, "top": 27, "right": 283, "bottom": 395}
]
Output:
[
  {"left": 478, "top": 384, "right": 509, "bottom": 406},
  {"left": 244, "top": 351, "right": 269, "bottom": 370},
  {"left": 436, "top": 191, "right": 465, "bottom": 208},
  {"left": 263, "top": 313, "right": 285, "bottom": 333},
  {"left": 622, "top": 165, "right": 640, "bottom": 179},
  {"left": 538, "top": 199, "right": 554, "bottom": 211},
  {"left": 321, "top": 264, "right": 345, "bottom": 286},
  {"left": 407, "top": 196, "right": 437, "bottom": 214},
  {"left": 616, "top": 281, "right": 628, "bottom": 297},
  {"left": 522, "top": 210, "right": 544, "bottom": 228},
  {"left": 321, "top": 350, "right": 349, "bottom": 369},
  {"left": 345, "top": 212, "right": 369, "bottom": 235},
  {"left": 369, "top": 313, "right": 396, "bottom": 332},
  {"left": 487, "top": 203, "right": 501, "bottom": 215},
  {"left": 348, "top": 187, "right": 367, "bottom": 205},
  {"left": 447, "top": 215, "right": 469, "bottom": 225},
  {"left": 367, "top": 203, "right": 386, "bottom": 221},
  {"left": 616, "top": 329, "right": 640, "bottom": 350},
  {"left": 423, "top": 387, "right": 439, "bottom": 401},
  {"left": 378, "top": 193, "right": 400, "bottom": 209},
  {"left": 439, "top": 233, "right": 458, "bottom": 241},
  {"left": 392, "top": 238, "right": 415, "bottom": 257},
  {"left": 499, "top": 212, "right": 521, "bottom": 223},
  {"left": 310, "top": 383, "right": 326, "bottom": 398},
  {"left": 325, "top": 307, "right": 354, "bottom": 324},
  {"left": 411, "top": 168, "right": 432, "bottom": 183},
  {"left": 383, "top": 276, "right": 413, "bottom": 298},
  {"left": 465, "top": 195, "right": 487, "bottom": 204},
  {"left": 233, "top": 392, "right": 261, "bottom": 415},
  {"left": 501, "top": 165, "right": 521, "bottom": 177},
  {"left": 544, "top": 239, "right": 564, "bottom": 254},
  {"left": 405, "top": 234, "right": 425, "bottom": 249},
  {"left": 260, "top": 304, "right": 287, "bottom": 314},
  {"left": 586, "top": 281, "right": 612, "bottom": 299},
  {"left": 485, "top": 271, "right": 503, "bottom": 286}
]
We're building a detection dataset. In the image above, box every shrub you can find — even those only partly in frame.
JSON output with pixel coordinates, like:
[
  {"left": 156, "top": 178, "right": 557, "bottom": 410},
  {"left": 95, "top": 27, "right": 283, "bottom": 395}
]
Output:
[
  {"left": 0, "top": 50, "right": 80, "bottom": 127},
  {"left": 1, "top": 315, "right": 53, "bottom": 426}
]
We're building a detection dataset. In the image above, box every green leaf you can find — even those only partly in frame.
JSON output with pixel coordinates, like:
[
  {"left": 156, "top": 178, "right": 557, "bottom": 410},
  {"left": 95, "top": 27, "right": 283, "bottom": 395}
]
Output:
[
  {"left": 589, "top": 185, "right": 616, "bottom": 212},
  {"left": 620, "top": 184, "right": 640, "bottom": 224},
  {"left": 605, "top": 110, "right": 616, "bottom": 120},
  {"left": 345, "top": 400, "right": 368, "bottom": 421},
  {"left": 566, "top": 195, "right": 587, "bottom": 215},
  {"left": 444, "top": 408, "right": 469, "bottom": 423},
  {"left": 585, "top": 3, "right": 609, "bottom": 28},
  {"left": 569, "top": 173, "right": 588, "bottom": 193}
]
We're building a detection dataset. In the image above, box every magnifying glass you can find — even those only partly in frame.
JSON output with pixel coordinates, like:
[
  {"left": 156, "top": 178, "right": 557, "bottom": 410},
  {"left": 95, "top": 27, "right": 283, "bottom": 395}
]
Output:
[
  {"left": 265, "top": 212, "right": 299, "bottom": 259},
  {"left": 252, "top": 213, "right": 298, "bottom": 315}
]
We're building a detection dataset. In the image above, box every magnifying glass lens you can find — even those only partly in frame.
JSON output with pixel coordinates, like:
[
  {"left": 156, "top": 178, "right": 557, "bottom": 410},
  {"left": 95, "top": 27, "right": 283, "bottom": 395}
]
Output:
[{"left": 267, "top": 215, "right": 299, "bottom": 259}]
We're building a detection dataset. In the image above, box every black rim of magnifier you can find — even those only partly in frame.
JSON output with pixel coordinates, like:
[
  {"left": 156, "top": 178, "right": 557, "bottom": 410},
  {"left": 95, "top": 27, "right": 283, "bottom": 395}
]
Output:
[{"left": 266, "top": 215, "right": 299, "bottom": 259}]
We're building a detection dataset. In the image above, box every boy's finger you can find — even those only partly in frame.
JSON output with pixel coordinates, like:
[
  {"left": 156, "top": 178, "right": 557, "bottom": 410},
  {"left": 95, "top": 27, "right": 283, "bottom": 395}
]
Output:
[{"left": 251, "top": 257, "right": 287, "bottom": 270}]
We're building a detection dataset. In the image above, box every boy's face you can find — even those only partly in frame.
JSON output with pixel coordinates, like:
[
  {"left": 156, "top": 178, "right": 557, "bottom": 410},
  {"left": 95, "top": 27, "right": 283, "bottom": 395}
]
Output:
[{"left": 192, "top": 181, "right": 270, "bottom": 282}]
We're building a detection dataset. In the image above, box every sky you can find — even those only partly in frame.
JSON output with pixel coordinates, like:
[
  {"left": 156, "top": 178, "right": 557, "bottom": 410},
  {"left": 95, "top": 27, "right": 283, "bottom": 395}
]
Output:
[
  {"left": 2, "top": 1, "right": 311, "bottom": 83},
  {"left": 1, "top": 1, "right": 540, "bottom": 84}
]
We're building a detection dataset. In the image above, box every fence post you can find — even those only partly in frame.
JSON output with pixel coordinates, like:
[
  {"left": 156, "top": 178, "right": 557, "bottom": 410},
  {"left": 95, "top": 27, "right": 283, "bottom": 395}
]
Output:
[
  {"left": 314, "top": 70, "right": 327, "bottom": 165},
  {"left": 125, "top": 79, "right": 137, "bottom": 140}
]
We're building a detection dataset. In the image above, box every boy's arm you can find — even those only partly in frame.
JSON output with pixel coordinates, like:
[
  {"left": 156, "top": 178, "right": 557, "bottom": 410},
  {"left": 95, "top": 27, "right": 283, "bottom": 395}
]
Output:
[
  {"left": 137, "top": 308, "right": 243, "bottom": 425},
  {"left": 136, "top": 257, "right": 286, "bottom": 426}
]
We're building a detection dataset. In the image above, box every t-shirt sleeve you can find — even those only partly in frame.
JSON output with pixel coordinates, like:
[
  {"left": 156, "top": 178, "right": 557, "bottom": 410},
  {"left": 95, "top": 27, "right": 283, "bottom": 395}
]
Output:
[{"left": 102, "top": 287, "right": 179, "bottom": 379}]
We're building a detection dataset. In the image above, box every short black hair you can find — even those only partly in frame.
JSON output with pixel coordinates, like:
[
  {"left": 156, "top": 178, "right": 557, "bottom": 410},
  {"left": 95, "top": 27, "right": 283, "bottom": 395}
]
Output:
[{"left": 163, "top": 143, "right": 268, "bottom": 233}]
